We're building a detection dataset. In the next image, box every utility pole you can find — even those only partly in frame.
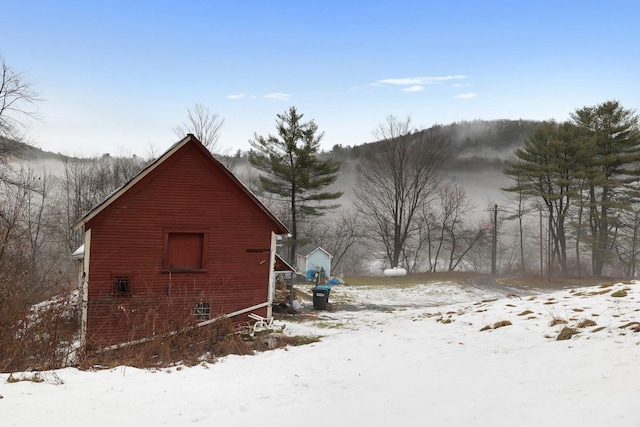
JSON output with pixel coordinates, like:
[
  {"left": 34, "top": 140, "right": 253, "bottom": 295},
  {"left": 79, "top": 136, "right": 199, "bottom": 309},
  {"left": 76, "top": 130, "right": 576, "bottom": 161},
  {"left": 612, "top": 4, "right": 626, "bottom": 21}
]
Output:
[
  {"left": 539, "top": 208, "right": 543, "bottom": 278},
  {"left": 491, "top": 204, "right": 497, "bottom": 275},
  {"left": 547, "top": 212, "right": 552, "bottom": 282}
]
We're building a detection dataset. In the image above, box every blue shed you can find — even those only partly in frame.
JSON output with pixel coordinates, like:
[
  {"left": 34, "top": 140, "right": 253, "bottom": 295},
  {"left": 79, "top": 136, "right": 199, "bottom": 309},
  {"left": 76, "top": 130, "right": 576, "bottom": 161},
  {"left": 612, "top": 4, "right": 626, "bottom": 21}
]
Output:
[{"left": 295, "top": 245, "right": 333, "bottom": 281}]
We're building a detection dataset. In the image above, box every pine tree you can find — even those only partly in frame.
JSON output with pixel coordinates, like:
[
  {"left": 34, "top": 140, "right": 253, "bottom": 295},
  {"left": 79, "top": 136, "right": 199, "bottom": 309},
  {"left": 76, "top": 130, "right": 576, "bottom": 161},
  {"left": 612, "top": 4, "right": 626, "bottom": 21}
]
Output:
[
  {"left": 249, "top": 107, "right": 342, "bottom": 295},
  {"left": 571, "top": 100, "right": 640, "bottom": 276},
  {"left": 503, "top": 121, "right": 582, "bottom": 276}
]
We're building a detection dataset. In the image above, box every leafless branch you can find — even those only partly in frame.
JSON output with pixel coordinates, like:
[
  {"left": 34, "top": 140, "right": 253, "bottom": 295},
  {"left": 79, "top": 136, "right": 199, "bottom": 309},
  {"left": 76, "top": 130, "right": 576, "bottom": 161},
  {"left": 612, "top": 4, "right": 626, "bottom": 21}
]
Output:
[
  {"left": 0, "top": 57, "right": 41, "bottom": 142},
  {"left": 174, "top": 103, "right": 225, "bottom": 154}
]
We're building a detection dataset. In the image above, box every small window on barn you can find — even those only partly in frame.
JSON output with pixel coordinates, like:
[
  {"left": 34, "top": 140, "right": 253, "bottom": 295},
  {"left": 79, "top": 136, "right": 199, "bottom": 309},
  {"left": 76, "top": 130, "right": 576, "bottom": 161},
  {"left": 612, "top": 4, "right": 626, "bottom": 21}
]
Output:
[
  {"left": 194, "top": 302, "right": 211, "bottom": 320},
  {"left": 163, "top": 229, "right": 208, "bottom": 271},
  {"left": 113, "top": 276, "right": 130, "bottom": 295}
]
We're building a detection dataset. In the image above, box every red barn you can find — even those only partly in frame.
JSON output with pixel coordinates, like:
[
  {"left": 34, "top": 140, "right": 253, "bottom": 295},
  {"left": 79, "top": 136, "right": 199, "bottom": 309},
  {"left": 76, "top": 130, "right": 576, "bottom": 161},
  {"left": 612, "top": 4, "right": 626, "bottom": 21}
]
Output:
[{"left": 72, "top": 135, "right": 291, "bottom": 349}]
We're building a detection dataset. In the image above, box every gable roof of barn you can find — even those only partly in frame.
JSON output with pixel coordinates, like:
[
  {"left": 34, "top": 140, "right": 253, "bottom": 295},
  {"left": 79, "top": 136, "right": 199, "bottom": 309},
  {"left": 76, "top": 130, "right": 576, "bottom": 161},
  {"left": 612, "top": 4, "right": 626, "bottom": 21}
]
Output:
[{"left": 71, "top": 134, "right": 289, "bottom": 235}]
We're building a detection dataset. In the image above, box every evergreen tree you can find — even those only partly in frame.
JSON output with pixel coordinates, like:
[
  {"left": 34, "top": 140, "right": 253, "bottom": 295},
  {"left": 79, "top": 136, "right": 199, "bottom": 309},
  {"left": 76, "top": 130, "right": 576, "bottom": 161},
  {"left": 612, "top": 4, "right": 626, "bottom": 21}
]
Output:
[
  {"left": 503, "top": 121, "right": 582, "bottom": 276},
  {"left": 249, "top": 107, "right": 342, "bottom": 277},
  {"left": 571, "top": 100, "right": 640, "bottom": 276},
  {"left": 504, "top": 101, "right": 640, "bottom": 277}
]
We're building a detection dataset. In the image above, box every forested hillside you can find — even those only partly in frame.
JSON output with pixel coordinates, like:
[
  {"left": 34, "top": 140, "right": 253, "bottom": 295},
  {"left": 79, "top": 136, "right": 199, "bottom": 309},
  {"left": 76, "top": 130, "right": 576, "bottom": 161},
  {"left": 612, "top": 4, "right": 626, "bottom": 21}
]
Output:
[
  {"left": 0, "top": 136, "right": 69, "bottom": 161},
  {"left": 327, "top": 119, "right": 540, "bottom": 170},
  {"left": 3, "top": 119, "right": 539, "bottom": 171}
]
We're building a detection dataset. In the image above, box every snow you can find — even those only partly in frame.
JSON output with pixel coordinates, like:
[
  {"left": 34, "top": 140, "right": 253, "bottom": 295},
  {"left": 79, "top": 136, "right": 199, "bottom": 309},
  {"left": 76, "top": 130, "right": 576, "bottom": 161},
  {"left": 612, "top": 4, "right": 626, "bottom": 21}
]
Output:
[{"left": 2, "top": 280, "right": 639, "bottom": 427}]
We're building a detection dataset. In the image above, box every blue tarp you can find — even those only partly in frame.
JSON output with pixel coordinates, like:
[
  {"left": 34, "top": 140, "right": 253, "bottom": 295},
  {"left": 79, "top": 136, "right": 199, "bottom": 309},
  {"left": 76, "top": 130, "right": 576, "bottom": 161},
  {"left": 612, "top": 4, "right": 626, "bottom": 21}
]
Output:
[{"left": 307, "top": 269, "right": 316, "bottom": 281}]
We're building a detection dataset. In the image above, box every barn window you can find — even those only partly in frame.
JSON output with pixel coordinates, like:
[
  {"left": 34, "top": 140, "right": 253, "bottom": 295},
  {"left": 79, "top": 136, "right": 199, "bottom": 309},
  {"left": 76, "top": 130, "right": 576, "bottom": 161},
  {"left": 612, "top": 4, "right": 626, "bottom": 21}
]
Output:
[
  {"left": 163, "top": 229, "right": 208, "bottom": 271},
  {"left": 113, "top": 276, "right": 130, "bottom": 295},
  {"left": 194, "top": 302, "right": 211, "bottom": 320}
]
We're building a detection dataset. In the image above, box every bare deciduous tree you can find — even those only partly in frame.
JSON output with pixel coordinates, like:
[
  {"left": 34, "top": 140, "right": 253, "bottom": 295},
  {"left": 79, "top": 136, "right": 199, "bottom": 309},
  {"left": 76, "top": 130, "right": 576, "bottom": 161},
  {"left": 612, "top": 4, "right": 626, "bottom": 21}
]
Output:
[
  {"left": 56, "top": 154, "right": 146, "bottom": 252},
  {"left": 174, "top": 103, "right": 225, "bottom": 154},
  {"left": 430, "top": 182, "right": 480, "bottom": 272},
  {"left": 0, "top": 167, "right": 67, "bottom": 317},
  {"left": 0, "top": 57, "right": 41, "bottom": 144},
  {"left": 301, "top": 208, "right": 365, "bottom": 275},
  {"left": 354, "top": 116, "right": 450, "bottom": 269}
]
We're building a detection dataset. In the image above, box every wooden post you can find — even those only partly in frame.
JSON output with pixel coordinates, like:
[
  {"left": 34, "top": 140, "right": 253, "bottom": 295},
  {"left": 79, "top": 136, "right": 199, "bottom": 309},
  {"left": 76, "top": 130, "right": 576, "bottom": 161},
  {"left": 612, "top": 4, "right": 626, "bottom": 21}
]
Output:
[
  {"left": 491, "top": 204, "right": 497, "bottom": 275},
  {"left": 540, "top": 208, "right": 543, "bottom": 278}
]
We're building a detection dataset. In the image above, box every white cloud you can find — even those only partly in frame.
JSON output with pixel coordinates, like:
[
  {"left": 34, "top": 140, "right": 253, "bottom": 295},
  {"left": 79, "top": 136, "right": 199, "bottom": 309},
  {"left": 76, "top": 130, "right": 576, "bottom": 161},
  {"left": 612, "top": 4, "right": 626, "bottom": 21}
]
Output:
[
  {"left": 377, "top": 75, "right": 468, "bottom": 86},
  {"left": 456, "top": 92, "right": 477, "bottom": 99},
  {"left": 402, "top": 85, "right": 424, "bottom": 93},
  {"left": 264, "top": 92, "right": 291, "bottom": 101},
  {"left": 226, "top": 93, "right": 245, "bottom": 100}
]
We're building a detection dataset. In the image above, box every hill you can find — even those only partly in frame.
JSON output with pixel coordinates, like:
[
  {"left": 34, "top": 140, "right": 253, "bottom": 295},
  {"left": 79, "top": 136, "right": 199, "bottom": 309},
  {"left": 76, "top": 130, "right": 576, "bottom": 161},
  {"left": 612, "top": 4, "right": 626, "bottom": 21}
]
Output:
[
  {"left": 328, "top": 119, "right": 541, "bottom": 171},
  {"left": 0, "top": 136, "right": 70, "bottom": 162},
  {"left": 3, "top": 119, "right": 541, "bottom": 169}
]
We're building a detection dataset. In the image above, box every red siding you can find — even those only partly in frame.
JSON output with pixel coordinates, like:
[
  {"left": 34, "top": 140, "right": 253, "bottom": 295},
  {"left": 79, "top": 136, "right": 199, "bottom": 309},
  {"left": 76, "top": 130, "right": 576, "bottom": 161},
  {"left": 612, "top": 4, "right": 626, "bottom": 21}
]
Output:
[
  {"left": 165, "top": 231, "right": 205, "bottom": 270},
  {"left": 84, "top": 142, "right": 276, "bottom": 348}
]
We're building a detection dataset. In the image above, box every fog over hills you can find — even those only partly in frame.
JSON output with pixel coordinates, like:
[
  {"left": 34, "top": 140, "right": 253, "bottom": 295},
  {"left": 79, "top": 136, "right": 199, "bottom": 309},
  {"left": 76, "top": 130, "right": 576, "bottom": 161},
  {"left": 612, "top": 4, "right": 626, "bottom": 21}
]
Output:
[
  {"left": 5, "top": 119, "right": 540, "bottom": 213},
  {"left": 323, "top": 119, "right": 541, "bottom": 214}
]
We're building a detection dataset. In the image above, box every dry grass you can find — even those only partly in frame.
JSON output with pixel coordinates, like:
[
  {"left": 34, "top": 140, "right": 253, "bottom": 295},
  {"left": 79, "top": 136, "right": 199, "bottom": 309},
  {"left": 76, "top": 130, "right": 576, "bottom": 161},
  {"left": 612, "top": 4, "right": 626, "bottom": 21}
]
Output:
[
  {"left": 1, "top": 287, "right": 319, "bottom": 373},
  {"left": 78, "top": 317, "right": 255, "bottom": 370},
  {"left": 1, "top": 291, "right": 79, "bottom": 373},
  {"left": 282, "top": 335, "right": 322, "bottom": 346},
  {"left": 549, "top": 317, "right": 568, "bottom": 327},
  {"left": 556, "top": 327, "right": 579, "bottom": 340},
  {"left": 502, "top": 276, "right": 613, "bottom": 290},
  {"left": 343, "top": 272, "right": 493, "bottom": 288},
  {"left": 343, "top": 272, "right": 613, "bottom": 292},
  {"left": 619, "top": 322, "right": 640, "bottom": 333},
  {"left": 480, "top": 320, "right": 512, "bottom": 331},
  {"left": 492, "top": 320, "right": 512, "bottom": 329},
  {"left": 6, "top": 371, "right": 64, "bottom": 384},
  {"left": 577, "top": 319, "right": 597, "bottom": 328}
]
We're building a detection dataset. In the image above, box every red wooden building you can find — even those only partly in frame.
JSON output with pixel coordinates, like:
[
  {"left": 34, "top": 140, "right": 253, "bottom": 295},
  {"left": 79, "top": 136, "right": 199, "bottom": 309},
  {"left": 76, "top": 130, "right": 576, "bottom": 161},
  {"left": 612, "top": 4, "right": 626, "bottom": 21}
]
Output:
[{"left": 72, "top": 135, "right": 291, "bottom": 349}]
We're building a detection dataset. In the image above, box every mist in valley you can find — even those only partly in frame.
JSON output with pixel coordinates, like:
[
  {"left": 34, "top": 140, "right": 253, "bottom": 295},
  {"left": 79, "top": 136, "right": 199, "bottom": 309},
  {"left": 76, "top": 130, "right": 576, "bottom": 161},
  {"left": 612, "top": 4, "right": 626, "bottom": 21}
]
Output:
[{"left": 3, "top": 119, "right": 535, "bottom": 279}]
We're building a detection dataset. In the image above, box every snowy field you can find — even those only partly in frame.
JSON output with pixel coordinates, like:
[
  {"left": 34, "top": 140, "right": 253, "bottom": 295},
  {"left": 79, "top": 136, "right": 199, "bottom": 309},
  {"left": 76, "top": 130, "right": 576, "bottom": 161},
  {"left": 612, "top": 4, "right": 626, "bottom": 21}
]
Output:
[{"left": 1, "top": 279, "right": 639, "bottom": 427}]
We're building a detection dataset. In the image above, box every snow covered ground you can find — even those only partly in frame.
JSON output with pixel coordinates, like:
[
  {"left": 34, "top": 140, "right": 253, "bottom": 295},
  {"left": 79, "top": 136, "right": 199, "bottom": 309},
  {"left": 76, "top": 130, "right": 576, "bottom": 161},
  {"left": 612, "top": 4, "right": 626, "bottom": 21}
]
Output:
[{"left": 1, "top": 279, "right": 639, "bottom": 427}]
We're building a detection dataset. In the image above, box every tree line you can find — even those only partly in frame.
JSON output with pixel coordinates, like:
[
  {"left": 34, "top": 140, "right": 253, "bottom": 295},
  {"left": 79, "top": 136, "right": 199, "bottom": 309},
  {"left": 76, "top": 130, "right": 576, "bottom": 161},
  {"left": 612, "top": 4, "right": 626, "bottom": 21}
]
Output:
[
  {"left": 2, "top": 55, "right": 640, "bottom": 326},
  {"left": 249, "top": 102, "right": 640, "bottom": 282},
  {"left": 248, "top": 109, "right": 494, "bottom": 277},
  {"left": 503, "top": 100, "right": 640, "bottom": 278}
]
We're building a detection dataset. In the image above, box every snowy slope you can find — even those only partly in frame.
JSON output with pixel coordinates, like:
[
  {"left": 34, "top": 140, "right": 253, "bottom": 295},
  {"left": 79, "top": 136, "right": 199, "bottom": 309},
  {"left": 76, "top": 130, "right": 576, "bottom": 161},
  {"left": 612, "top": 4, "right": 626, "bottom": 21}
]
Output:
[{"left": 1, "top": 280, "right": 639, "bottom": 427}]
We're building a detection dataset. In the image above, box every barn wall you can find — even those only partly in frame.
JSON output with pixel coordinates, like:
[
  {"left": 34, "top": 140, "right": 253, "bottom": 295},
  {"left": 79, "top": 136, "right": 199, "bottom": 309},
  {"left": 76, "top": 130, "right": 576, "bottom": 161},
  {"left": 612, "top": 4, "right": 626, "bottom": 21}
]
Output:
[{"left": 84, "top": 144, "right": 274, "bottom": 347}]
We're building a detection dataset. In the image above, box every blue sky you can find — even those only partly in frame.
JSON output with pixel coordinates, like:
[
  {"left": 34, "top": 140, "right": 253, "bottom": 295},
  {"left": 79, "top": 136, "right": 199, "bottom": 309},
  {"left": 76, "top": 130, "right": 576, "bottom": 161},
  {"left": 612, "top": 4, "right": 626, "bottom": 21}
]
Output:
[{"left": 2, "top": 0, "right": 639, "bottom": 157}]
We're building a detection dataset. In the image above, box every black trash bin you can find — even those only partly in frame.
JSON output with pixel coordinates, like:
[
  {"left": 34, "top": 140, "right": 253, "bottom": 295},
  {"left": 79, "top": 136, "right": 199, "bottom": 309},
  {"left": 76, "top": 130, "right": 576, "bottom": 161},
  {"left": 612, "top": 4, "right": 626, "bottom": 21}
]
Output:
[{"left": 312, "top": 285, "right": 331, "bottom": 310}]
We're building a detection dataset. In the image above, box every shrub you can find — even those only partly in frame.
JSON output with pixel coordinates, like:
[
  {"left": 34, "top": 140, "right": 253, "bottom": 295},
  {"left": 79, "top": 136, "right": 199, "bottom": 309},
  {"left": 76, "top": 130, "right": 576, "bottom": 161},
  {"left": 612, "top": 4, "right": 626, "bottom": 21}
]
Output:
[
  {"left": 78, "top": 316, "right": 255, "bottom": 369},
  {"left": 1, "top": 290, "right": 79, "bottom": 373}
]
